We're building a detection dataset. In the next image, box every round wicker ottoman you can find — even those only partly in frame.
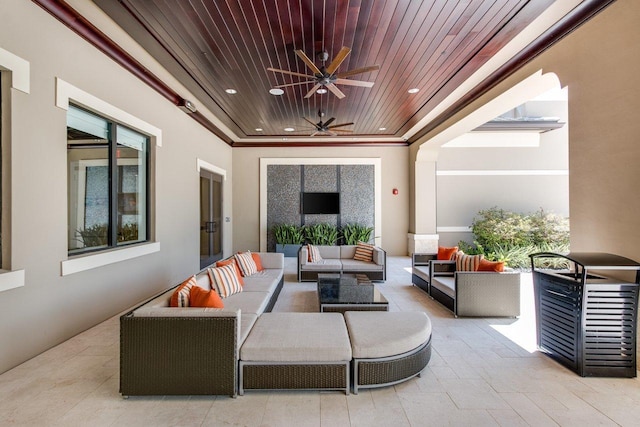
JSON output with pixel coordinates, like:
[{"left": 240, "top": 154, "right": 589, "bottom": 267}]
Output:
[{"left": 344, "top": 311, "right": 432, "bottom": 394}]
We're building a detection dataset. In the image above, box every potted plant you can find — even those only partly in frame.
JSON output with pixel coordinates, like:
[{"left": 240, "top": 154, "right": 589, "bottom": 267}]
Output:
[
  {"left": 341, "top": 223, "right": 374, "bottom": 245},
  {"left": 272, "top": 224, "right": 305, "bottom": 257},
  {"left": 304, "top": 223, "right": 339, "bottom": 245}
]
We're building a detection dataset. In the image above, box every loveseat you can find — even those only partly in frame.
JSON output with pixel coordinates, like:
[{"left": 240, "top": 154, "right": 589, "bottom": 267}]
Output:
[
  {"left": 412, "top": 253, "right": 521, "bottom": 317},
  {"left": 298, "top": 244, "right": 386, "bottom": 281},
  {"left": 120, "top": 252, "right": 284, "bottom": 397}
]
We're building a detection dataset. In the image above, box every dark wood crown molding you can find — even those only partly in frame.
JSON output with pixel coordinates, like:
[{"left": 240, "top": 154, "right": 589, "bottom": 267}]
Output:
[
  {"left": 408, "top": 0, "right": 617, "bottom": 144},
  {"left": 31, "top": 0, "right": 233, "bottom": 145}
]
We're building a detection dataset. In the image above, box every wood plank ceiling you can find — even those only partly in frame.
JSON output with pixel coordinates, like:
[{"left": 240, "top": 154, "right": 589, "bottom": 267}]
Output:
[{"left": 94, "top": 0, "right": 557, "bottom": 145}]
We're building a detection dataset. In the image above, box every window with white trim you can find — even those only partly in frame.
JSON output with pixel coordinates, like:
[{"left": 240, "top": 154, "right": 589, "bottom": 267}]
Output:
[{"left": 67, "top": 104, "right": 149, "bottom": 255}]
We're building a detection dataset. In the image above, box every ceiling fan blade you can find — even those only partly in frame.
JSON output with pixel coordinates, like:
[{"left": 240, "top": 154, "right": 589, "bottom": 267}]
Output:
[
  {"left": 275, "top": 80, "right": 315, "bottom": 88},
  {"left": 324, "top": 117, "right": 336, "bottom": 127},
  {"left": 326, "top": 83, "right": 346, "bottom": 99},
  {"left": 303, "top": 117, "right": 317, "bottom": 127},
  {"left": 294, "top": 50, "right": 322, "bottom": 75},
  {"left": 336, "top": 65, "right": 380, "bottom": 78},
  {"left": 328, "top": 122, "right": 354, "bottom": 129},
  {"left": 328, "top": 131, "right": 337, "bottom": 136},
  {"left": 334, "top": 78, "right": 374, "bottom": 88},
  {"left": 310, "top": 131, "right": 319, "bottom": 137},
  {"left": 326, "top": 46, "right": 351, "bottom": 75},
  {"left": 267, "top": 67, "right": 313, "bottom": 79},
  {"left": 304, "top": 83, "right": 322, "bottom": 98},
  {"left": 333, "top": 129, "right": 354, "bottom": 133}
]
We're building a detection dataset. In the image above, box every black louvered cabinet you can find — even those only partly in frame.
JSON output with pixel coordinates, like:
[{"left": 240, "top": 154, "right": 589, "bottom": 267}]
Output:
[{"left": 530, "top": 252, "right": 639, "bottom": 377}]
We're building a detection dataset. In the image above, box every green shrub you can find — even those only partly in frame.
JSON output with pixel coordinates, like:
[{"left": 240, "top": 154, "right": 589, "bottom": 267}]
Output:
[
  {"left": 459, "top": 207, "right": 569, "bottom": 269},
  {"left": 304, "top": 223, "right": 338, "bottom": 245},
  {"left": 272, "top": 224, "right": 305, "bottom": 244},
  {"left": 341, "top": 223, "right": 374, "bottom": 245}
]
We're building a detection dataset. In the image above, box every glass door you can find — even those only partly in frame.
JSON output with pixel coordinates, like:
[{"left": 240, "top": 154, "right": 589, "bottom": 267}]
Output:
[{"left": 200, "top": 170, "right": 223, "bottom": 269}]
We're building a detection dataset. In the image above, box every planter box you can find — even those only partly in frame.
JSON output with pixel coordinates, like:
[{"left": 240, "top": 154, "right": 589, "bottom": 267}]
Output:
[{"left": 276, "top": 244, "right": 302, "bottom": 257}]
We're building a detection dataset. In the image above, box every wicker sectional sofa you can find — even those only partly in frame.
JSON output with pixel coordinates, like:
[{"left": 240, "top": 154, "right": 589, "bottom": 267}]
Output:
[
  {"left": 298, "top": 244, "right": 386, "bottom": 281},
  {"left": 120, "top": 252, "right": 284, "bottom": 397},
  {"left": 120, "top": 252, "right": 431, "bottom": 397},
  {"left": 412, "top": 254, "right": 521, "bottom": 317}
]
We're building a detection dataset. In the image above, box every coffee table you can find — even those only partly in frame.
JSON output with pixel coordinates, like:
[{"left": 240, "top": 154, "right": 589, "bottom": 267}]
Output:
[{"left": 317, "top": 273, "right": 389, "bottom": 313}]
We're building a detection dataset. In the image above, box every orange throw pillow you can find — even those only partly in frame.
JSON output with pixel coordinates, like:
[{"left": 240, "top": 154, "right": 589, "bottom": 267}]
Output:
[
  {"left": 251, "top": 252, "right": 264, "bottom": 271},
  {"left": 189, "top": 285, "right": 224, "bottom": 308},
  {"left": 478, "top": 259, "right": 505, "bottom": 272},
  {"left": 437, "top": 246, "right": 458, "bottom": 261},
  {"left": 216, "top": 258, "right": 244, "bottom": 286}
]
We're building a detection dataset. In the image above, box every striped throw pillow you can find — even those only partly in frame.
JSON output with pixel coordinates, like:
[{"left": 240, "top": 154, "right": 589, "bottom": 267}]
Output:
[
  {"left": 353, "top": 241, "right": 375, "bottom": 262},
  {"left": 456, "top": 253, "right": 483, "bottom": 271},
  {"left": 307, "top": 244, "right": 322, "bottom": 262},
  {"left": 234, "top": 251, "right": 258, "bottom": 277},
  {"left": 170, "top": 275, "right": 197, "bottom": 307},
  {"left": 216, "top": 258, "right": 244, "bottom": 286},
  {"left": 208, "top": 264, "right": 243, "bottom": 298}
]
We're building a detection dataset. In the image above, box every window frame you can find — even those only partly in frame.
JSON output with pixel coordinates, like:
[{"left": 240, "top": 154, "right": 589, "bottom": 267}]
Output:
[
  {"left": 67, "top": 107, "right": 151, "bottom": 256},
  {"left": 56, "top": 78, "right": 161, "bottom": 276},
  {"left": 0, "top": 46, "right": 29, "bottom": 291}
]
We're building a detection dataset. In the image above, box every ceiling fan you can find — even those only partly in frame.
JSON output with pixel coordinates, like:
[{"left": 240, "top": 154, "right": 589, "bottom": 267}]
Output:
[
  {"left": 302, "top": 110, "right": 354, "bottom": 136},
  {"left": 268, "top": 46, "right": 379, "bottom": 99}
]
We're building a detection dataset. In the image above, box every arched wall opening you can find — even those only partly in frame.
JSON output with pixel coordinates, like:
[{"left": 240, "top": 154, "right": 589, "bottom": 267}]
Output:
[{"left": 409, "top": 71, "right": 569, "bottom": 254}]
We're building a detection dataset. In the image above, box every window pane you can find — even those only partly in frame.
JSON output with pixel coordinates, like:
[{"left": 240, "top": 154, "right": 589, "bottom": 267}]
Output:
[
  {"left": 116, "top": 125, "right": 147, "bottom": 245},
  {"left": 67, "top": 144, "right": 110, "bottom": 253}
]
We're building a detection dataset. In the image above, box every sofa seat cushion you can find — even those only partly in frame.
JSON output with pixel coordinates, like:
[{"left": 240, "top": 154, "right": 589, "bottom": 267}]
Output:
[
  {"left": 341, "top": 259, "right": 383, "bottom": 272},
  {"left": 412, "top": 266, "right": 430, "bottom": 282},
  {"left": 241, "top": 269, "right": 283, "bottom": 293},
  {"left": 240, "top": 313, "right": 352, "bottom": 362},
  {"left": 431, "top": 276, "right": 456, "bottom": 298},
  {"left": 300, "top": 259, "right": 342, "bottom": 271},
  {"left": 345, "top": 311, "right": 432, "bottom": 359},
  {"left": 222, "top": 291, "right": 272, "bottom": 315}
]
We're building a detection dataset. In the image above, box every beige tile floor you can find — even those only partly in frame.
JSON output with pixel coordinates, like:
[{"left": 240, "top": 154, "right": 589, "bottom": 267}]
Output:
[{"left": 1, "top": 256, "right": 639, "bottom": 426}]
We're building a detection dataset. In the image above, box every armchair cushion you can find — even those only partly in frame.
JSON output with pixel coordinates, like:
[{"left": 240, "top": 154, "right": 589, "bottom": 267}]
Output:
[{"left": 437, "top": 246, "right": 458, "bottom": 260}]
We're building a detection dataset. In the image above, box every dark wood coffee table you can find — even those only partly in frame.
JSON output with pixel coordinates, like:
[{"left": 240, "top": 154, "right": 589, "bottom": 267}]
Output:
[{"left": 317, "top": 273, "right": 389, "bottom": 313}]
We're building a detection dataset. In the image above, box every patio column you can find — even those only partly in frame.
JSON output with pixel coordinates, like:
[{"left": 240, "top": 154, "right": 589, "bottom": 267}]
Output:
[{"left": 408, "top": 148, "right": 439, "bottom": 254}]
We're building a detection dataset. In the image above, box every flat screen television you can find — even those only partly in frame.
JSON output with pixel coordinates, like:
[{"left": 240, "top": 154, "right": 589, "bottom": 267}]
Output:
[{"left": 301, "top": 192, "right": 340, "bottom": 214}]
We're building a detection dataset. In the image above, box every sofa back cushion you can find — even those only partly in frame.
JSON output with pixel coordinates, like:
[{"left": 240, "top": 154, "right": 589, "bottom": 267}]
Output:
[
  {"left": 340, "top": 245, "right": 357, "bottom": 259},
  {"left": 318, "top": 245, "right": 341, "bottom": 259}
]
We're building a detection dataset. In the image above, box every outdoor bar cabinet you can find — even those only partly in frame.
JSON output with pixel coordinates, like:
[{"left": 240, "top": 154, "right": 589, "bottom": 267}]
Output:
[{"left": 530, "top": 252, "right": 639, "bottom": 378}]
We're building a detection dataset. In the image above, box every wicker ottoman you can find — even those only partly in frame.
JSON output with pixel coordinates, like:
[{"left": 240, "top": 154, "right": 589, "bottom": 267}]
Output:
[
  {"left": 344, "top": 311, "right": 432, "bottom": 394},
  {"left": 239, "top": 313, "right": 352, "bottom": 395}
]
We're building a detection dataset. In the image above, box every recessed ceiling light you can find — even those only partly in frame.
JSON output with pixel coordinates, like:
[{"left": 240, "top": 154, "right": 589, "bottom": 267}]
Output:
[
  {"left": 284, "top": 127, "right": 295, "bottom": 132},
  {"left": 408, "top": 88, "right": 420, "bottom": 94},
  {"left": 255, "top": 128, "right": 263, "bottom": 132},
  {"left": 379, "top": 127, "right": 387, "bottom": 131},
  {"left": 269, "top": 88, "right": 284, "bottom": 95},
  {"left": 225, "top": 88, "right": 237, "bottom": 94},
  {"left": 316, "top": 88, "right": 328, "bottom": 94}
]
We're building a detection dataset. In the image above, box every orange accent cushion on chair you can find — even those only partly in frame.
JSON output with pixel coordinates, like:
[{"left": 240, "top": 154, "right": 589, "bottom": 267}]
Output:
[
  {"left": 478, "top": 259, "right": 505, "bottom": 272},
  {"left": 437, "top": 246, "right": 458, "bottom": 260},
  {"left": 189, "top": 285, "right": 224, "bottom": 308},
  {"left": 170, "top": 275, "right": 197, "bottom": 307},
  {"left": 216, "top": 258, "right": 244, "bottom": 286},
  {"left": 251, "top": 252, "right": 264, "bottom": 271}
]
